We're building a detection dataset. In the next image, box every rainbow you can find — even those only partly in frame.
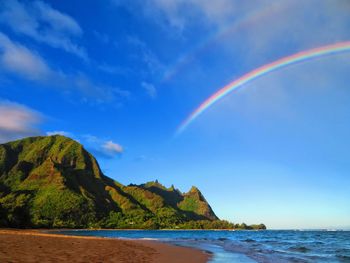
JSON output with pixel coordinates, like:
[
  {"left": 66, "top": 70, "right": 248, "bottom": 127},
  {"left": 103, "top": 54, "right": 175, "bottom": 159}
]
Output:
[{"left": 176, "top": 41, "right": 350, "bottom": 135}]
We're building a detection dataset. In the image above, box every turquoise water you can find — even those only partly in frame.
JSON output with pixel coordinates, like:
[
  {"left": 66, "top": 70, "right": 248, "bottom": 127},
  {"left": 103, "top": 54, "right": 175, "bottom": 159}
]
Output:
[{"left": 57, "top": 230, "right": 350, "bottom": 262}]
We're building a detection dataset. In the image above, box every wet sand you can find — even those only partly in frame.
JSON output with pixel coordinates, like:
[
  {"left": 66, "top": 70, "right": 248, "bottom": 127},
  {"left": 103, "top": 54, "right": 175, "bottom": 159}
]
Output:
[{"left": 0, "top": 229, "right": 210, "bottom": 263}]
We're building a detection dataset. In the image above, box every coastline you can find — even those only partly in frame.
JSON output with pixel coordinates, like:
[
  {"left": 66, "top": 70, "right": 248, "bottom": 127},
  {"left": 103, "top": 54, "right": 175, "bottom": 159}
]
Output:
[{"left": 0, "top": 229, "right": 211, "bottom": 263}]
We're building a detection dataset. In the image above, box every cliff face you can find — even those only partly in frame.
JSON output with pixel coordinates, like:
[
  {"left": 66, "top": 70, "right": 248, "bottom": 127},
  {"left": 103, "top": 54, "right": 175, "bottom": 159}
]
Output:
[
  {"left": 178, "top": 186, "right": 218, "bottom": 221},
  {"left": 0, "top": 135, "right": 218, "bottom": 228}
]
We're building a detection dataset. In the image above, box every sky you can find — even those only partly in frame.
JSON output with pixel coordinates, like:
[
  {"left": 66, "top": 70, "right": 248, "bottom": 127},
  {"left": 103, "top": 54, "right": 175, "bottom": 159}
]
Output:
[{"left": 0, "top": 0, "right": 350, "bottom": 229}]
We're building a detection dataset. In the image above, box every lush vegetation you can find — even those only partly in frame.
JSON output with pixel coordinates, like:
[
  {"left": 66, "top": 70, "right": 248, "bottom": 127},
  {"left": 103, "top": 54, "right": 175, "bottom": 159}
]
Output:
[{"left": 0, "top": 135, "right": 266, "bottom": 230}]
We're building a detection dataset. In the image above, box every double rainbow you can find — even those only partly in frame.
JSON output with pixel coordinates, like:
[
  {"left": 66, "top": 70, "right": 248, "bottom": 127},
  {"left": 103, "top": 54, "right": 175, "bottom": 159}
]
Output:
[
  {"left": 176, "top": 41, "right": 350, "bottom": 135},
  {"left": 163, "top": 2, "right": 289, "bottom": 82}
]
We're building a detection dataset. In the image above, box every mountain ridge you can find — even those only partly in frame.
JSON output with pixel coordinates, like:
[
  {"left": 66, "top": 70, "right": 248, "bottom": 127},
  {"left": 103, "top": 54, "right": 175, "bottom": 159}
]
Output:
[
  {"left": 0, "top": 135, "right": 265, "bottom": 230},
  {"left": 0, "top": 135, "right": 223, "bottom": 228}
]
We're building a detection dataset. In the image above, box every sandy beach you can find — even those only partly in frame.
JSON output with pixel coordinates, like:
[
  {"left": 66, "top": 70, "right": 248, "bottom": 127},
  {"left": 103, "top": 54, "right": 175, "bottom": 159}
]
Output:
[{"left": 0, "top": 229, "right": 210, "bottom": 263}]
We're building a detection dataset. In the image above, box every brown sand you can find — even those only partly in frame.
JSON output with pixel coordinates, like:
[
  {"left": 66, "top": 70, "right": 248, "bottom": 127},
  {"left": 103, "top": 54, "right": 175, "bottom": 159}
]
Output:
[{"left": 0, "top": 229, "right": 210, "bottom": 263}]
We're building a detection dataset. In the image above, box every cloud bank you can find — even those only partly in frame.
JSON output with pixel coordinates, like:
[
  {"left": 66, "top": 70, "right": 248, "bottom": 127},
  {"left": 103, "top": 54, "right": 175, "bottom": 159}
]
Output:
[
  {"left": 0, "top": 0, "right": 87, "bottom": 59},
  {"left": 0, "top": 32, "right": 52, "bottom": 81},
  {"left": 0, "top": 32, "right": 128, "bottom": 103}
]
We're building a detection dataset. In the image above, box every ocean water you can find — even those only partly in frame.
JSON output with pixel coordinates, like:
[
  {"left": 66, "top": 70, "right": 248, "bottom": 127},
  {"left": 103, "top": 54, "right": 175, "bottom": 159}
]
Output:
[{"left": 57, "top": 230, "right": 350, "bottom": 262}]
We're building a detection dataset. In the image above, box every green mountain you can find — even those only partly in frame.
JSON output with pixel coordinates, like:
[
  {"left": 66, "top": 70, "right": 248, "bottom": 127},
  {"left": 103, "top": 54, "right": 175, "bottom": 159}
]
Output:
[{"left": 0, "top": 135, "right": 226, "bottom": 229}]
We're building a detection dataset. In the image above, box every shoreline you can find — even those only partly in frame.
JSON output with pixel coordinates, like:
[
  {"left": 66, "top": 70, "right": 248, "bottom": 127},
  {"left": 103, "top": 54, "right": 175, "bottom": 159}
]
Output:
[
  {"left": 0, "top": 229, "right": 211, "bottom": 263},
  {"left": 46, "top": 228, "right": 236, "bottom": 232}
]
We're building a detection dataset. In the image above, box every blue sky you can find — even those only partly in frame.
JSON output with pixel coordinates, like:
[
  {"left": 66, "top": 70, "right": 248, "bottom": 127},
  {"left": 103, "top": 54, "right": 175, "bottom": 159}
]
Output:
[{"left": 0, "top": 0, "right": 350, "bottom": 229}]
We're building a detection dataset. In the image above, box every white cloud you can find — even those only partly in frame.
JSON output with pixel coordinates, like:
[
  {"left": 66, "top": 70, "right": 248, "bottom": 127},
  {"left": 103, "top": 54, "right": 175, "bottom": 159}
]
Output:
[
  {"left": 46, "top": 131, "right": 72, "bottom": 137},
  {"left": 0, "top": 32, "right": 52, "bottom": 81},
  {"left": 0, "top": 100, "right": 42, "bottom": 143},
  {"left": 232, "top": 1, "right": 350, "bottom": 63},
  {"left": 34, "top": 1, "right": 81, "bottom": 35},
  {"left": 128, "top": 0, "right": 350, "bottom": 57},
  {"left": 82, "top": 134, "right": 124, "bottom": 158},
  {"left": 44, "top": 132, "right": 124, "bottom": 158},
  {"left": 127, "top": 36, "right": 164, "bottom": 75},
  {"left": 0, "top": 32, "right": 128, "bottom": 103},
  {"left": 188, "top": 0, "right": 236, "bottom": 23},
  {"left": 146, "top": 0, "right": 187, "bottom": 29},
  {"left": 102, "top": 140, "right": 123, "bottom": 155},
  {"left": 150, "top": 0, "right": 236, "bottom": 27},
  {"left": 122, "top": 0, "right": 243, "bottom": 30},
  {"left": 141, "top": 82, "right": 157, "bottom": 99},
  {"left": 0, "top": 0, "right": 87, "bottom": 60},
  {"left": 74, "top": 74, "right": 130, "bottom": 103},
  {"left": 82, "top": 134, "right": 99, "bottom": 144}
]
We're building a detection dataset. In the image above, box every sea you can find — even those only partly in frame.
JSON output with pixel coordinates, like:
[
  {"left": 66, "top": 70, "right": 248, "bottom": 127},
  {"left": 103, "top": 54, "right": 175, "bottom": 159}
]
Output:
[{"left": 57, "top": 230, "right": 350, "bottom": 262}]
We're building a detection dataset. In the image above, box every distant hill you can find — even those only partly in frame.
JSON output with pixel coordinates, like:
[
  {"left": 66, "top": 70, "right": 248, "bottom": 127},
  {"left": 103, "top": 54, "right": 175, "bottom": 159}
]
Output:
[
  {"left": 0, "top": 135, "right": 214, "bottom": 228},
  {"left": 0, "top": 135, "right": 265, "bottom": 230}
]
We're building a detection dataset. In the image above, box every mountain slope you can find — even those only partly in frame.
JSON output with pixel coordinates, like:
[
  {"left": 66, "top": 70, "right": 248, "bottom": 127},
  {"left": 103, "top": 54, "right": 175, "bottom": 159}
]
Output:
[{"left": 0, "top": 135, "right": 219, "bottom": 228}]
